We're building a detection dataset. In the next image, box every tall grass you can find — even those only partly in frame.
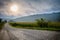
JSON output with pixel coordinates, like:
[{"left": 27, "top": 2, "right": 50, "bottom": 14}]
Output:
[
  {"left": 9, "top": 18, "right": 60, "bottom": 31},
  {"left": 10, "top": 22, "right": 37, "bottom": 27}
]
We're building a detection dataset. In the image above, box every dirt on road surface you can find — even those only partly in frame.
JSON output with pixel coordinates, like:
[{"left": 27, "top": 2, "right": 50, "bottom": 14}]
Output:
[{"left": 0, "top": 23, "right": 60, "bottom": 40}]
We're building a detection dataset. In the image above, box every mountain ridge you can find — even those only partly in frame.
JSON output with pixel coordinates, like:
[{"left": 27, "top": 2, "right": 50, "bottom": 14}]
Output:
[{"left": 13, "top": 12, "right": 60, "bottom": 22}]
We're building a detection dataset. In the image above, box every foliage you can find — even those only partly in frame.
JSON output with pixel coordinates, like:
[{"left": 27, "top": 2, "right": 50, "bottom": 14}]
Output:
[{"left": 36, "top": 18, "right": 48, "bottom": 27}]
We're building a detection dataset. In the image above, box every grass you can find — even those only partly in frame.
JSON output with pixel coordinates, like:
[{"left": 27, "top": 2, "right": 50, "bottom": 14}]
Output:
[
  {"left": 9, "top": 22, "right": 60, "bottom": 31},
  {"left": 0, "top": 22, "right": 5, "bottom": 30}
]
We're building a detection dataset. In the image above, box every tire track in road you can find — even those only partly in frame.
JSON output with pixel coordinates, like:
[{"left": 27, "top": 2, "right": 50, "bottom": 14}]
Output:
[
  {"left": 0, "top": 23, "right": 19, "bottom": 40},
  {"left": 0, "top": 23, "right": 60, "bottom": 40}
]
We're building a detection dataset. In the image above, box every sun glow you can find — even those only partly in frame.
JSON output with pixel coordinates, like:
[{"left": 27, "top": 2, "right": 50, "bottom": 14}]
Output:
[{"left": 10, "top": 4, "right": 18, "bottom": 12}]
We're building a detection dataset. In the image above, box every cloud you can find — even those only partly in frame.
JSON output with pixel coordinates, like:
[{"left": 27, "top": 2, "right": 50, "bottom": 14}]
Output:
[
  {"left": 0, "top": 0, "right": 11, "bottom": 8},
  {"left": 0, "top": 0, "right": 60, "bottom": 19}
]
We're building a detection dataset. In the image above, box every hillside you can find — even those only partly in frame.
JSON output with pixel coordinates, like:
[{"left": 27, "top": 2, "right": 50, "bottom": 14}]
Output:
[{"left": 13, "top": 12, "right": 60, "bottom": 22}]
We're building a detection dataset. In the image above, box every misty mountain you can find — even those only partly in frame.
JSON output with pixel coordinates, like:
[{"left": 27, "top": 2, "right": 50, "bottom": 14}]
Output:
[{"left": 13, "top": 12, "right": 60, "bottom": 22}]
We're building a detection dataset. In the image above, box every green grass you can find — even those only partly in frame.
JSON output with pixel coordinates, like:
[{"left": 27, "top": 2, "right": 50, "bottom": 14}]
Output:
[
  {"left": 9, "top": 22, "right": 60, "bottom": 31},
  {"left": 11, "top": 26, "right": 60, "bottom": 31}
]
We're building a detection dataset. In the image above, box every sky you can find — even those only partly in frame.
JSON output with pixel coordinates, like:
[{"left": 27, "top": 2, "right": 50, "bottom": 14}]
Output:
[{"left": 0, "top": 0, "right": 60, "bottom": 19}]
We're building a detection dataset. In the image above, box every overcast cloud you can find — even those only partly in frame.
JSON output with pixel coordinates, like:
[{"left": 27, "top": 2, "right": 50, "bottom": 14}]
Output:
[{"left": 0, "top": 0, "right": 60, "bottom": 19}]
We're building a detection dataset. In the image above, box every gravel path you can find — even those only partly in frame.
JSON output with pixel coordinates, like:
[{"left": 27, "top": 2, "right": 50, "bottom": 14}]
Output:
[{"left": 0, "top": 23, "right": 60, "bottom": 40}]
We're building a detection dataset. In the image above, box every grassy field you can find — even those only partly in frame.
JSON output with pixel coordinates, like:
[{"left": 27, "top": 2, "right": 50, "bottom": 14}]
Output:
[{"left": 9, "top": 21, "right": 60, "bottom": 31}]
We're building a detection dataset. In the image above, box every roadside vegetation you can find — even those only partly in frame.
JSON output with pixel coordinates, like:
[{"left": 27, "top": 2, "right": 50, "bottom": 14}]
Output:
[
  {"left": 9, "top": 18, "right": 60, "bottom": 31},
  {"left": 0, "top": 18, "right": 6, "bottom": 30}
]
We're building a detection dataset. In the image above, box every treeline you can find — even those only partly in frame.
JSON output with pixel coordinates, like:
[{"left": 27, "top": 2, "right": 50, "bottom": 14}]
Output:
[{"left": 0, "top": 18, "right": 7, "bottom": 23}]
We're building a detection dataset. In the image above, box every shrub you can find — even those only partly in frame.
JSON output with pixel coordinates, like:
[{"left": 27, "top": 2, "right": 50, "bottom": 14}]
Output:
[{"left": 36, "top": 18, "right": 48, "bottom": 27}]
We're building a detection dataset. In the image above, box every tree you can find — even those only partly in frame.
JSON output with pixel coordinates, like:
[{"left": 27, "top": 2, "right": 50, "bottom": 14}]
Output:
[
  {"left": 0, "top": 18, "right": 2, "bottom": 23},
  {"left": 4, "top": 20, "right": 7, "bottom": 23},
  {"left": 36, "top": 18, "right": 48, "bottom": 27}
]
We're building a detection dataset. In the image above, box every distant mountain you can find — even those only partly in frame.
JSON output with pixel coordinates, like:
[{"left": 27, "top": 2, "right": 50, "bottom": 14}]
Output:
[{"left": 13, "top": 12, "right": 60, "bottom": 22}]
